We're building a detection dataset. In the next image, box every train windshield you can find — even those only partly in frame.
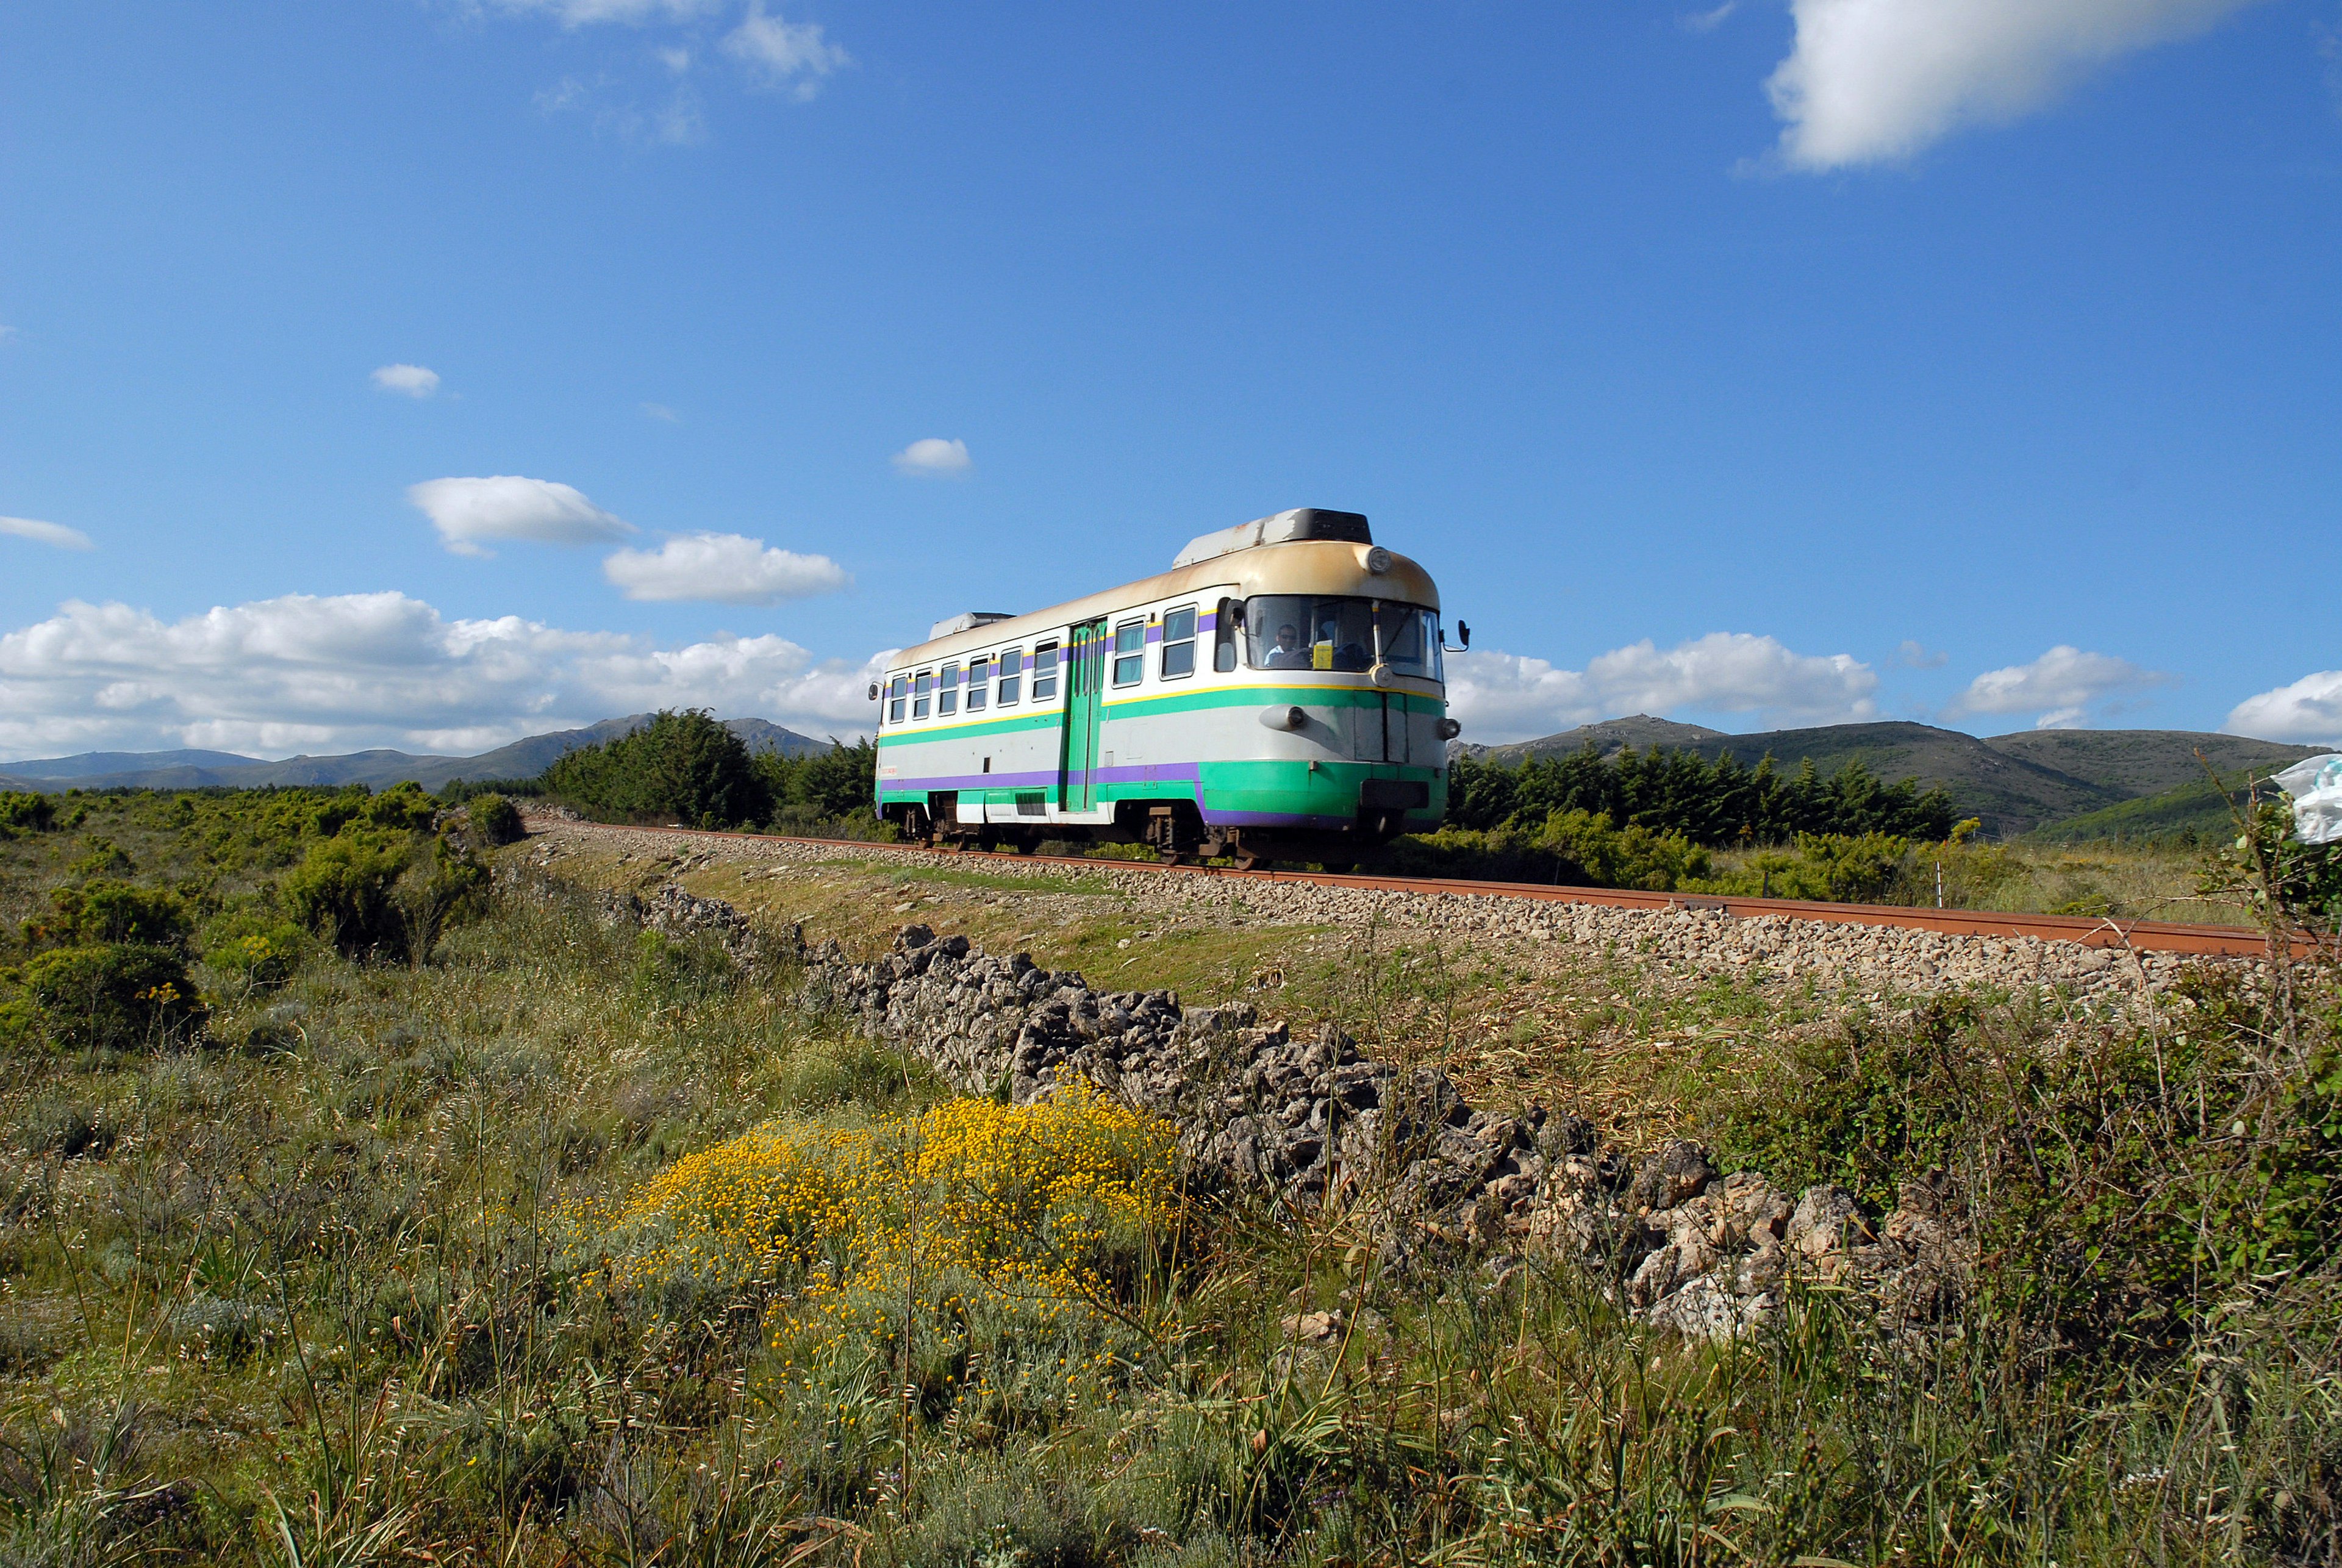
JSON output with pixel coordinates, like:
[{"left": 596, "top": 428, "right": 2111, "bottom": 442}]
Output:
[{"left": 1242, "top": 596, "right": 1442, "bottom": 681}]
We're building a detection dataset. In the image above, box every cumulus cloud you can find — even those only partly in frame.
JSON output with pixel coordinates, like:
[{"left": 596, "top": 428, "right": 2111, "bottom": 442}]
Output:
[
  {"left": 602, "top": 532, "right": 850, "bottom": 604},
  {"left": 0, "top": 591, "right": 886, "bottom": 758},
  {"left": 723, "top": 2, "right": 851, "bottom": 98},
  {"left": 407, "top": 475, "right": 636, "bottom": 557},
  {"left": 891, "top": 437, "right": 972, "bottom": 478},
  {"left": 2226, "top": 671, "right": 2342, "bottom": 746},
  {"left": 1947, "top": 645, "right": 2171, "bottom": 728},
  {"left": 1445, "top": 632, "right": 1878, "bottom": 743},
  {"left": 1766, "top": 0, "right": 2267, "bottom": 170},
  {"left": 1, "top": 516, "right": 95, "bottom": 551},
  {"left": 370, "top": 363, "right": 441, "bottom": 398}
]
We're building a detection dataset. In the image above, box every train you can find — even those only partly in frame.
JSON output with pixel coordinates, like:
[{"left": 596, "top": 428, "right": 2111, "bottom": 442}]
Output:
[{"left": 867, "top": 507, "right": 1464, "bottom": 867}]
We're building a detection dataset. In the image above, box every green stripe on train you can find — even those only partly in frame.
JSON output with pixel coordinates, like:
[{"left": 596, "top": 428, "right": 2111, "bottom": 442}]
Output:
[
  {"left": 878, "top": 758, "right": 1446, "bottom": 821},
  {"left": 875, "top": 682, "right": 1445, "bottom": 751}
]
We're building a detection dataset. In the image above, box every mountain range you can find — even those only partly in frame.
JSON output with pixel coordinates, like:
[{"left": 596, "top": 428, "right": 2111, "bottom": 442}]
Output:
[
  {"left": 1469, "top": 718, "right": 2328, "bottom": 838},
  {"left": 0, "top": 715, "right": 828, "bottom": 795}
]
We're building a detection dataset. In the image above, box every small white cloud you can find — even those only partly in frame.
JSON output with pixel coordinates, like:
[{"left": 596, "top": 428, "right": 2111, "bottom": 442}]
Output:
[
  {"left": 0, "top": 325, "right": 16, "bottom": 343},
  {"left": 723, "top": 2, "right": 850, "bottom": 99},
  {"left": 493, "top": 0, "right": 725, "bottom": 26},
  {"left": 371, "top": 363, "right": 442, "bottom": 398},
  {"left": 1682, "top": 2, "right": 1738, "bottom": 34},
  {"left": 2226, "top": 670, "right": 2342, "bottom": 746},
  {"left": 656, "top": 44, "right": 692, "bottom": 73},
  {"left": 407, "top": 475, "right": 636, "bottom": 557},
  {"left": 640, "top": 402, "right": 681, "bottom": 422},
  {"left": 1766, "top": 0, "right": 2267, "bottom": 171},
  {"left": 602, "top": 532, "right": 850, "bottom": 604},
  {"left": 1445, "top": 632, "right": 1878, "bottom": 743},
  {"left": 891, "top": 437, "right": 972, "bottom": 478},
  {"left": 1896, "top": 639, "right": 1949, "bottom": 668},
  {"left": 1947, "top": 645, "right": 2171, "bottom": 728},
  {"left": 0, "top": 515, "right": 95, "bottom": 551}
]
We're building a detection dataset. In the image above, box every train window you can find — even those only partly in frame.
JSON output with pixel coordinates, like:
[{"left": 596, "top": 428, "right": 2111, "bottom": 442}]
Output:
[
  {"left": 1159, "top": 606, "right": 1196, "bottom": 679},
  {"left": 1242, "top": 596, "right": 1441, "bottom": 678},
  {"left": 1214, "top": 600, "right": 1239, "bottom": 673},
  {"left": 965, "top": 656, "right": 990, "bottom": 712},
  {"left": 938, "top": 662, "right": 959, "bottom": 717},
  {"left": 887, "top": 675, "right": 907, "bottom": 725},
  {"left": 998, "top": 648, "right": 1023, "bottom": 706},
  {"left": 1030, "top": 641, "right": 1058, "bottom": 701},
  {"left": 1112, "top": 620, "right": 1144, "bottom": 686},
  {"left": 913, "top": 670, "right": 934, "bottom": 720}
]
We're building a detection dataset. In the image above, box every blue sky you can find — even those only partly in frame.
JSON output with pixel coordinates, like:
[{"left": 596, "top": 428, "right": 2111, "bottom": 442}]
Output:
[{"left": 2, "top": 0, "right": 2337, "bottom": 757}]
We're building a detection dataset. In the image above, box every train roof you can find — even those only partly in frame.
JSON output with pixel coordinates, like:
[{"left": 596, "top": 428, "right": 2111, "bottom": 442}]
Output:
[{"left": 892, "top": 537, "right": 1439, "bottom": 668}]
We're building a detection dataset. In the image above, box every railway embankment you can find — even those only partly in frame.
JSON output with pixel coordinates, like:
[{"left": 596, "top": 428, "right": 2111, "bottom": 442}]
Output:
[{"left": 528, "top": 815, "right": 2251, "bottom": 1003}]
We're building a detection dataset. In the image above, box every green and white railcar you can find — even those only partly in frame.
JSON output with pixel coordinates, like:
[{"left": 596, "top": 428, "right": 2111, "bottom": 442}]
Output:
[{"left": 870, "top": 508, "right": 1464, "bottom": 864}]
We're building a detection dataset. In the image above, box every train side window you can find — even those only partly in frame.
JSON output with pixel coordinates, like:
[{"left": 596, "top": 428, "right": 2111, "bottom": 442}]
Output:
[
  {"left": 887, "top": 675, "right": 907, "bottom": 725},
  {"left": 1214, "top": 600, "right": 1239, "bottom": 673},
  {"left": 965, "top": 656, "right": 990, "bottom": 712},
  {"left": 1031, "top": 641, "right": 1058, "bottom": 701},
  {"left": 1111, "top": 620, "right": 1144, "bottom": 686},
  {"left": 938, "top": 662, "right": 959, "bottom": 717},
  {"left": 998, "top": 648, "right": 1023, "bottom": 707},
  {"left": 913, "top": 670, "right": 933, "bottom": 720},
  {"left": 1160, "top": 605, "right": 1196, "bottom": 679}
]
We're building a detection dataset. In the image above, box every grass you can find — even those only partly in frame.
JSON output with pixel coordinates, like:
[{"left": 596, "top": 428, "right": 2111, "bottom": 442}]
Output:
[{"left": 2, "top": 791, "right": 2338, "bottom": 1564}]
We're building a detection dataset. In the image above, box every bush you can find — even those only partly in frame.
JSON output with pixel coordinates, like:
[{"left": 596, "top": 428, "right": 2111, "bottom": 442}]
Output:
[
  {"left": 542, "top": 709, "right": 772, "bottom": 829},
  {"left": 0, "top": 792, "right": 56, "bottom": 838},
  {"left": 26, "top": 878, "right": 193, "bottom": 952},
  {"left": 1375, "top": 809, "right": 1711, "bottom": 891},
  {"left": 19, "top": 943, "right": 206, "bottom": 1051},
  {"left": 198, "top": 911, "right": 308, "bottom": 996},
  {"left": 282, "top": 828, "right": 414, "bottom": 961},
  {"left": 467, "top": 792, "right": 525, "bottom": 845}
]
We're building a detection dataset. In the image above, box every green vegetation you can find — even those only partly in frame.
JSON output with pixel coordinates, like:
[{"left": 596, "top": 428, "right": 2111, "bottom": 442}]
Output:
[
  {"left": 540, "top": 707, "right": 883, "bottom": 836},
  {"left": 1447, "top": 744, "right": 1958, "bottom": 844},
  {"left": 1, "top": 789, "right": 2338, "bottom": 1564}
]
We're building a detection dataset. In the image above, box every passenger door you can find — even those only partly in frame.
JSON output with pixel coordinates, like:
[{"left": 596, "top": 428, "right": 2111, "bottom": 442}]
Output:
[{"left": 1060, "top": 617, "right": 1108, "bottom": 811}]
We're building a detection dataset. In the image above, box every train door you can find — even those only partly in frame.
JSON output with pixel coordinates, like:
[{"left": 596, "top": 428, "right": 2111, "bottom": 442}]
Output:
[
  {"left": 1350, "top": 693, "right": 1410, "bottom": 764},
  {"left": 1060, "top": 617, "right": 1108, "bottom": 811}
]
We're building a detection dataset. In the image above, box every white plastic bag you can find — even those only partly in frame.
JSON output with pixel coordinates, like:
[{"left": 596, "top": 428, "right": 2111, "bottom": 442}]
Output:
[{"left": 2272, "top": 753, "right": 2342, "bottom": 847}]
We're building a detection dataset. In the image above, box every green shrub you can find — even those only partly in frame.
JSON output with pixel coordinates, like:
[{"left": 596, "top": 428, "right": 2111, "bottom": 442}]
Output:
[
  {"left": 467, "top": 792, "right": 525, "bottom": 845},
  {"left": 0, "top": 792, "right": 56, "bottom": 838},
  {"left": 542, "top": 709, "right": 771, "bottom": 828},
  {"left": 198, "top": 910, "right": 308, "bottom": 995},
  {"left": 27, "top": 878, "right": 193, "bottom": 951},
  {"left": 20, "top": 942, "right": 206, "bottom": 1051},
  {"left": 282, "top": 828, "right": 414, "bottom": 961},
  {"left": 1375, "top": 809, "right": 1710, "bottom": 891}
]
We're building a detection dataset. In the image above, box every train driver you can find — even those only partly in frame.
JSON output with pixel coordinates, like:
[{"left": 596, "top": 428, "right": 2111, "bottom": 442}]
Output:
[{"left": 1266, "top": 622, "right": 1310, "bottom": 668}]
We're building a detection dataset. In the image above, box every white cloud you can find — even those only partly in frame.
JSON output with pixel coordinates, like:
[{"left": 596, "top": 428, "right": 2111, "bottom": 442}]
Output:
[
  {"left": 407, "top": 475, "right": 636, "bottom": 557},
  {"left": 2226, "top": 671, "right": 2342, "bottom": 746},
  {"left": 492, "top": 0, "right": 725, "bottom": 26},
  {"left": 640, "top": 401, "right": 681, "bottom": 422},
  {"left": 1, "top": 515, "right": 95, "bottom": 551},
  {"left": 0, "top": 325, "right": 16, "bottom": 343},
  {"left": 891, "top": 437, "right": 972, "bottom": 478},
  {"left": 1896, "top": 639, "right": 1949, "bottom": 668},
  {"left": 656, "top": 45, "right": 692, "bottom": 73},
  {"left": 723, "top": 2, "right": 850, "bottom": 98},
  {"left": 1445, "top": 632, "right": 1878, "bottom": 743},
  {"left": 1683, "top": 2, "right": 1738, "bottom": 34},
  {"left": 1766, "top": 0, "right": 2267, "bottom": 170},
  {"left": 603, "top": 532, "right": 850, "bottom": 604},
  {"left": 370, "top": 363, "right": 441, "bottom": 398},
  {"left": 1946, "top": 644, "right": 2170, "bottom": 728},
  {"left": 0, "top": 591, "right": 886, "bottom": 757}
]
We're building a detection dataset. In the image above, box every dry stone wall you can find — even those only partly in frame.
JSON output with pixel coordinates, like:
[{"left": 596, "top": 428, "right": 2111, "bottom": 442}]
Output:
[{"left": 590, "top": 868, "right": 1968, "bottom": 1338}]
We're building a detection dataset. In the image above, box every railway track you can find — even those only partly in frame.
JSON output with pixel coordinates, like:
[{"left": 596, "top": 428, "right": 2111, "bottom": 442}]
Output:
[{"left": 540, "top": 817, "right": 2323, "bottom": 962}]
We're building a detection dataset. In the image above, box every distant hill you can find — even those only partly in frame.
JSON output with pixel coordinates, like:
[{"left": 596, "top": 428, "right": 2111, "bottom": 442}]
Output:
[
  {"left": 1469, "top": 718, "right": 2324, "bottom": 839},
  {"left": 0, "top": 715, "right": 830, "bottom": 794},
  {"left": 1982, "top": 729, "right": 2322, "bottom": 802}
]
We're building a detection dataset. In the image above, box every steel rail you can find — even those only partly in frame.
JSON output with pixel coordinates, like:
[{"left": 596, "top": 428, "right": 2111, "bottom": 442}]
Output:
[{"left": 541, "top": 818, "right": 2319, "bottom": 961}]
